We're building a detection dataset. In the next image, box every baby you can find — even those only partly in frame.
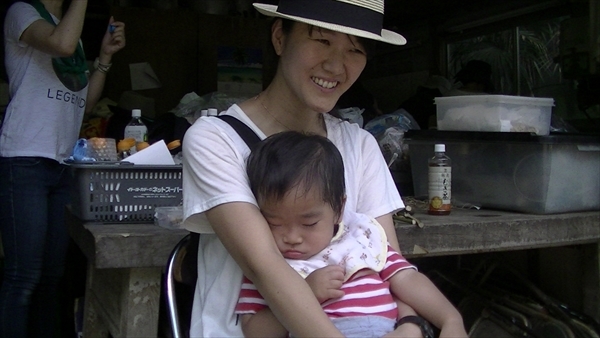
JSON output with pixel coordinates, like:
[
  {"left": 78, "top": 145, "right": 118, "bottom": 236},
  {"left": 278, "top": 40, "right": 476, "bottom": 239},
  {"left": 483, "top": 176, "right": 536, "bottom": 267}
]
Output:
[{"left": 235, "top": 131, "right": 466, "bottom": 338}]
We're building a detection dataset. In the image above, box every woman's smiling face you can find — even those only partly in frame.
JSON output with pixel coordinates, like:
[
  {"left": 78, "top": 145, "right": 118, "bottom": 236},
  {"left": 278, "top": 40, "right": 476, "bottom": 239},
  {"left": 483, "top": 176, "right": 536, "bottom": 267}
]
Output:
[{"left": 274, "top": 21, "right": 368, "bottom": 114}]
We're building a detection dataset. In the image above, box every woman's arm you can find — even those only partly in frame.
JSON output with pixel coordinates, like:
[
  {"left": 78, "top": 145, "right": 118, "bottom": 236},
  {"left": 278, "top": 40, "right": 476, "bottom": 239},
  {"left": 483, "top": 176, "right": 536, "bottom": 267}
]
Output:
[
  {"left": 206, "top": 202, "right": 344, "bottom": 337},
  {"left": 86, "top": 17, "right": 126, "bottom": 113},
  {"left": 388, "top": 269, "right": 468, "bottom": 337},
  {"left": 240, "top": 310, "right": 288, "bottom": 338},
  {"left": 20, "top": 0, "right": 88, "bottom": 57},
  {"left": 376, "top": 212, "right": 401, "bottom": 253},
  {"left": 355, "top": 130, "right": 403, "bottom": 253},
  {"left": 384, "top": 301, "right": 423, "bottom": 337}
]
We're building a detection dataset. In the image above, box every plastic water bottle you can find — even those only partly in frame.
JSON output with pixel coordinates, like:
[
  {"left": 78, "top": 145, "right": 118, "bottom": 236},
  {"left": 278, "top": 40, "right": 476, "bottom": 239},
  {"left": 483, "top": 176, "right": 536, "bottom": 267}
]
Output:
[
  {"left": 123, "top": 109, "right": 148, "bottom": 154},
  {"left": 428, "top": 144, "right": 452, "bottom": 215}
]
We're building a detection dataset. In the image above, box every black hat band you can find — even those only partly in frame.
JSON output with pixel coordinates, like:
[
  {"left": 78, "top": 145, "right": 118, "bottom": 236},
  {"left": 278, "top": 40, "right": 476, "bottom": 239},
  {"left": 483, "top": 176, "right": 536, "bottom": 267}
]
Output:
[{"left": 277, "top": 0, "right": 383, "bottom": 36}]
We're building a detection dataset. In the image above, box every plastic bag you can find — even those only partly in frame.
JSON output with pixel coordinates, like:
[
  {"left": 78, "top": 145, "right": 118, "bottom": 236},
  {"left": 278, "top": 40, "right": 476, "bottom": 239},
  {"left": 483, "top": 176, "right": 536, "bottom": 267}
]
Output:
[
  {"left": 364, "top": 109, "right": 420, "bottom": 169},
  {"left": 170, "top": 91, "right": 249, "bottom": 124},
  {"left": 550, "top": 114, "right": 578, "bottom": 133},
  {"left": 337, "top": 107, "right": 365, "bottom": 127},
  {"left": 364, "top": 109, "right": 420, "bottom": 136},
  {"left": 65, "top": 138, "right": 96, "bottom": 162},
  {"left": 377, "top": 127, "right": 407, "bottom": 169}
]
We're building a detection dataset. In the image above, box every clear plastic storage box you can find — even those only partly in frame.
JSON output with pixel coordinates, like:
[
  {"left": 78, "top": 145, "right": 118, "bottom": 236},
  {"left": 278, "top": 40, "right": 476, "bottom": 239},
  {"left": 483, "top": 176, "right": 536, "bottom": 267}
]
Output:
[
  {"left": 435, "top": 95, "right": 554, "bottom": 135},
  {"left": 69, "top": 163, "right": 183, "bottom": 222},
  {"left": 405, "top": 130, "right": 600, "bottom": 214}
]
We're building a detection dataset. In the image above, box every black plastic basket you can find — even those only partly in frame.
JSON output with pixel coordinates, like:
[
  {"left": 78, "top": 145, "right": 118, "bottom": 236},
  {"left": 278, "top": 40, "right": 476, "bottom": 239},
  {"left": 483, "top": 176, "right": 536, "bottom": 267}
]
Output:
[{"left": 69, "top": 163, "right": 183, "bottom": 223}]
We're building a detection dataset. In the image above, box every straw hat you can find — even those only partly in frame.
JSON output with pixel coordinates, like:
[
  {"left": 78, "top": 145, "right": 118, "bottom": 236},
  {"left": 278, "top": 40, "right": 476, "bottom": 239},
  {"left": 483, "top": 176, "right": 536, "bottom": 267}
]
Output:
[{"left": 253, "top": 0, "right": 406, "bottom": 45}]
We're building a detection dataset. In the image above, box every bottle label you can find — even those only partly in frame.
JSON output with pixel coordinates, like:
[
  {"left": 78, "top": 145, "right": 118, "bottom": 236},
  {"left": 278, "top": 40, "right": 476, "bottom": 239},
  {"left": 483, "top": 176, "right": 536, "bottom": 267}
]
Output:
[
  {"left": 428, "top": 167, "right": 451, "bottom": 211},
  {"left": 124, "top": 125, "right": 148, "bottom": 142},
  {"left": 124, "top": 125, "right": 148, "bottom": 154}
]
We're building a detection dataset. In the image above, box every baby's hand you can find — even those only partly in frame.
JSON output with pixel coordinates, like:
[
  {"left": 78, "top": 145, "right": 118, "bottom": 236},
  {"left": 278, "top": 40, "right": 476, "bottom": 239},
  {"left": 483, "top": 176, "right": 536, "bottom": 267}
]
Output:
[{"left": 305, "top": 265, "right": 345, "bottom": 303}]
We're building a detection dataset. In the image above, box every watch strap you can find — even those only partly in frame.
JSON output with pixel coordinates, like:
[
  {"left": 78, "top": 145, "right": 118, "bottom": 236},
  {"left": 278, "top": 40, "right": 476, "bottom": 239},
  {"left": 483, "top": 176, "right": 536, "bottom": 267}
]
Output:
[{"left": 395, "top": 315, "right": 435, "bottom": 338}]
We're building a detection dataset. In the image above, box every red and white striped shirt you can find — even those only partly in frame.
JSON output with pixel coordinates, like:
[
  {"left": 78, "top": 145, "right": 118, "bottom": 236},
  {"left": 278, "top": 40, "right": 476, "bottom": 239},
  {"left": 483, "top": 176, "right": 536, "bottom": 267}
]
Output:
[{"left": 235, "top": 246, "right": 415, "bottom": 320}]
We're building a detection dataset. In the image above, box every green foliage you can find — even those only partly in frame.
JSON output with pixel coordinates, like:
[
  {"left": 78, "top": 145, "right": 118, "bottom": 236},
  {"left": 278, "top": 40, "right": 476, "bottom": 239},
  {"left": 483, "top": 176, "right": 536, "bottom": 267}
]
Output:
[{"left": 448, "top": 17, "right": 564, "bottom": 96}]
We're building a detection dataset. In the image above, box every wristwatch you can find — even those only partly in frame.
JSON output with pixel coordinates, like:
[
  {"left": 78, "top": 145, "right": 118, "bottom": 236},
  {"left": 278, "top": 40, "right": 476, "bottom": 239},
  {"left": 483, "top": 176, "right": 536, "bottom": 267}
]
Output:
[{"left": 395, "top": 315, "right": 435, "bottom": 338}]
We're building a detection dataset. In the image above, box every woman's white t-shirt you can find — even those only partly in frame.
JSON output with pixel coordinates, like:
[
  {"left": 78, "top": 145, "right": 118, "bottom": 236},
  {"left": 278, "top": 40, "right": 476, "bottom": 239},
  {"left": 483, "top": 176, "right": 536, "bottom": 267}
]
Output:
[
  {"left": 182, "top": 104, "right": 404, "bottom": 337},
  {"left": 1, "top": 3, "right": 88, "bottom": 162}
]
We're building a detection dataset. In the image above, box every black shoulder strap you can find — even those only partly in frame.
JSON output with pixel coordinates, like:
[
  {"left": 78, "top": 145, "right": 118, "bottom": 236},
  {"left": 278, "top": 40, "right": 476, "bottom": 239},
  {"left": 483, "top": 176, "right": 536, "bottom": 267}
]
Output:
[{"left": 216, "top": 115, "right": 261, "bottom": 149}]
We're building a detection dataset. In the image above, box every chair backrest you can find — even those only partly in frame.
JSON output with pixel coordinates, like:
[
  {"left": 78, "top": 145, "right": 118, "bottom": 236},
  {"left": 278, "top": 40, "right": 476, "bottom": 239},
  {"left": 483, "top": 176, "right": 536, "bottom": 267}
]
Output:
[{"left": 164, "top": 233, "right": 200, "bottom": 338}]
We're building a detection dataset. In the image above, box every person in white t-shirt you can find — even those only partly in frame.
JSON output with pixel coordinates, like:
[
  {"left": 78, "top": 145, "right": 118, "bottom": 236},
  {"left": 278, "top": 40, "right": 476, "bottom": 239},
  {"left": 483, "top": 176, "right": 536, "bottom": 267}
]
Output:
[
  {"left": 0, "top": 1, "right": 125, "bottom": 336},
  {"left": 235, "top": 131, "right": 467, "bottom": 338},
  {"left": 182, "top": 1, "right": 445, "bottom": 337}
]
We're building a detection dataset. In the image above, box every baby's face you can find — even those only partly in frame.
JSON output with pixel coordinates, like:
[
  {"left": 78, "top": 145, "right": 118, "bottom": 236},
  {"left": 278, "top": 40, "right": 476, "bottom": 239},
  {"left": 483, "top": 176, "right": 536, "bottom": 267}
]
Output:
[{"left": 259, "top": 186, "right": 339, "bottom": 260}]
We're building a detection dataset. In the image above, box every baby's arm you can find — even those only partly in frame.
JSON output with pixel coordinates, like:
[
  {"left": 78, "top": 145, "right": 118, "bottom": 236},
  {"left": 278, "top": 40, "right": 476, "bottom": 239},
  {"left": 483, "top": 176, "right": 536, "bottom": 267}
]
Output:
[
  {"left": 240, "top": 310, "right": 288, "bottom": 338},
  {"left": 388, "top": 269, "right": 467, "bottom": 337}
]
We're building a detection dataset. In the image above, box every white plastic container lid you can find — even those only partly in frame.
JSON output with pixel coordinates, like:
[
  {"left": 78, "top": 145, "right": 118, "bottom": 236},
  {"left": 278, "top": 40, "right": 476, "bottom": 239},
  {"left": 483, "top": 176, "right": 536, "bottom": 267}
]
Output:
[
  {"left": 132, "top": 109, "right": 142, "bottom": 117},
  {"left": 434, "top": 95, "right": 554, "bottom": 107},
  {"left": 435, "top": 144, "right": 445, "bottom": 152}
]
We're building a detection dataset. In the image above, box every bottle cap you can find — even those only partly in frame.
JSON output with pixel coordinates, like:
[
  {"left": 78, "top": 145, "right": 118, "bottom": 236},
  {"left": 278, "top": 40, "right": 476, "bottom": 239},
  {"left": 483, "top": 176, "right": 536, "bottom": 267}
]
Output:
[
  {"left": 434, "top": 144, "right": 445, "bottom": 152},
  {"left": 132, "top": 109, "right": 142, "bottom": 117},
  {"left": 208, "top": 108, "right": 218, "bottom": 116}
]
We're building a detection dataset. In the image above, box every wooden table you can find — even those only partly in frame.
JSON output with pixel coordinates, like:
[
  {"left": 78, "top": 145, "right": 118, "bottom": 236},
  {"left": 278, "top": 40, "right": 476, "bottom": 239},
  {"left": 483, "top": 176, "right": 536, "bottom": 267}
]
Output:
[
  {"left": 396, "top": 208, "right": 600, "bottom": 257},
  {"left": 67, "top": 208, "right": 600, "bottom": 337},
  {"left": 66, "top": 210, "right": 188, "bottom": 338}
]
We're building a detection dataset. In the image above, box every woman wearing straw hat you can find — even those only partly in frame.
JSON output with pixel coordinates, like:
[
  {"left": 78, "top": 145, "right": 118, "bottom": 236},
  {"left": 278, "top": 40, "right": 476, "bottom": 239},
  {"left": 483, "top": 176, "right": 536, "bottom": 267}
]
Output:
[{"left": 182, "top": 1, "right": 466, "bottom": 337}]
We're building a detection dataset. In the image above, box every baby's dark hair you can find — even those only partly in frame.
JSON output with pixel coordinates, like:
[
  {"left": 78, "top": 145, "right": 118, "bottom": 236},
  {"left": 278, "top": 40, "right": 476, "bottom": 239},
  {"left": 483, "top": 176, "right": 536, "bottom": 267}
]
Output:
[{"left": 247, "top": 131, "right": 346, "bottom": 218}]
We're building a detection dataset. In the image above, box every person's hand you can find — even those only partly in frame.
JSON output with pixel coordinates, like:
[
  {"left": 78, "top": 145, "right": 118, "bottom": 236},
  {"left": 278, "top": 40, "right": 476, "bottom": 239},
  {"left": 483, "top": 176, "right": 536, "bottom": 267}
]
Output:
[
  {"left": 100, "top": 16, "right": 126, "bottom": 58},
  {"left": 304, "top": 265, "right": 345, "bottom": 303},
  {"left": 438, "top": 319, "right": 468, "bottom": 338}
]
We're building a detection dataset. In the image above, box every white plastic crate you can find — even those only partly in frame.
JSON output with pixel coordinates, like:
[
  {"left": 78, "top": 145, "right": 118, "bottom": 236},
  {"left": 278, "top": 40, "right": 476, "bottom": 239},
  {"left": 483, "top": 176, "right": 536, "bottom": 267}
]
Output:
[{"left": 435, "top": 95, "right": 554, "bottom": 135}]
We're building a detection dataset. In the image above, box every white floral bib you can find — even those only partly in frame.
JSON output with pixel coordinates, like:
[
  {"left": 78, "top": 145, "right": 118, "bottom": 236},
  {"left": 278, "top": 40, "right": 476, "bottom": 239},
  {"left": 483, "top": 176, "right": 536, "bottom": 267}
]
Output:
[{"left": 286, "top": 211, "right": 388, "bottom": 282}]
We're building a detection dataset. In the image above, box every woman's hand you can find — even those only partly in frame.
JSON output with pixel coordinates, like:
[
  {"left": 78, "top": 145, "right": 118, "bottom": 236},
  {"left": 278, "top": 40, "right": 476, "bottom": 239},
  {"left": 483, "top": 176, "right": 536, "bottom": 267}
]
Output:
[
  {"left": 438, "top": 318, "right": 468, "bottom": 338},
  {"left": 305, "top": 265, "right": 345, "bottom": 303},
  {"left": 99, "top": 16, "right": 126, "bottom": 61}
]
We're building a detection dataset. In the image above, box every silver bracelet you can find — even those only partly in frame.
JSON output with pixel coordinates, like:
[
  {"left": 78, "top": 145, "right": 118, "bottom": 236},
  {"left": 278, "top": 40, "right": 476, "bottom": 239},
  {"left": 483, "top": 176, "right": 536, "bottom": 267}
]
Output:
[{"left": 93, "top": 57, "right": 112, "bottom": 74}]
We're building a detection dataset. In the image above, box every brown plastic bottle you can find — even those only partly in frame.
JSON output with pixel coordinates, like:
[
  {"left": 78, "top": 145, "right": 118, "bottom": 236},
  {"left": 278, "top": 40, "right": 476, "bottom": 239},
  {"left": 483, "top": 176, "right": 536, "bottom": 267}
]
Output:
[{"left": 428, "top": 144, "right": 452, "bottom": 215}]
